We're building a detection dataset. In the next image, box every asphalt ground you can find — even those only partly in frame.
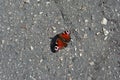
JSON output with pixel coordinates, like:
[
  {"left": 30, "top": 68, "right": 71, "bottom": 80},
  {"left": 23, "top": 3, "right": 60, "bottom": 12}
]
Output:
[{"left": 0, "top": 0, "right": 120, "bottom": 80}]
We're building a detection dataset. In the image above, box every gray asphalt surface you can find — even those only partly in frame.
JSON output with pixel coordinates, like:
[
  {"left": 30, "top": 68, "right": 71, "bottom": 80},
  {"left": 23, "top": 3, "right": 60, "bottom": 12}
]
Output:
[{"left": 0, "top": 0, "right": 120, "bottom": 80}]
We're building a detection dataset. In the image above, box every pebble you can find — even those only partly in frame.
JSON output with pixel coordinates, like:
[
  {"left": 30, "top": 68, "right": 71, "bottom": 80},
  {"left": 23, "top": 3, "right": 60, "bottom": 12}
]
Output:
[
  {"left": 83, "top": 34, "right": 88, "bottom": 38},
  {"left": 2, "top": 40, "right": 5, "bottom": 44},
  {"left": 101, "top": 17, "right": 108, "bottom": 25},
  {"left": 30, "top": 46, "right": 34, "bottom": 50},
  {"left": 79, "top": 53, "right": 82, "bottom": 57},
  {"left": 24, "top": 0, "right": 30, "bottom": 3},
  {"left": 85, "top": 19, "right": 88, "bottom": 23},
  {"left": 104, "top": 36, "right": 108, "bottom": 40},
  {"left": 89, "top": 61, "right": 94, "bottom": 66},
  {"left": 103, "top": 28, "right": 109, "bottom": 36}
]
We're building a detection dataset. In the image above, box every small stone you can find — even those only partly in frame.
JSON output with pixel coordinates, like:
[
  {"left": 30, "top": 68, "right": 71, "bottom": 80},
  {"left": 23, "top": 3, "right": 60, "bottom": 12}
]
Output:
[
  {"left": 2, "top": 40, "right": 5, "bottom": 44},
  {"left": 81, "top": 29, "right": 85, "bottom": 31},
  {"left": 24, "top": 0, "right": 30, "bottom": 3},
  {"left": 30, "top": 46, "right": 34, "bottom": 50},
  {"left": 79, "top": 53, "right": 82, "bottom": 56},
  {"left": 96, "top": 32, "right": 100, "bottom": 35},
  {"left": 103, "top": 28, "right": 109, "bottom": 36},
  {"left": 85, "top": 19, "right": 88, "bottom": 23},
  {"left": 89, "top": 61, "right": 94, "bottom": 66},
  {"left": 52, "top": 26, "right": 57, "bottom": 33},
  {"left": 101, "top": 17, "right": 107, "bottom": 25},
  {"left": 52, "top": 26, "right": 56, "bottom": 30},
  {"left": 31, "top": 12, "right": 33, "bottom": 15},
  {"left": 104, "top": 36, "right": 108, "bottom": 40},
  {"left": 29, "top": 59, "right": 32, "bottom": 62},
  {"left": 69, "top": 77, "right": 72, "bottom": 80},
  {"left": 74, "top": 46, "right": 77, "bottom": 51},
  {"left": 39, "top": 12, "right": 43, "bottom": 15},
  {"left": 15, "top": 39, "right": 18, "bottom": 42},
  {"left": 7, "top": 27, "right": 10, "bottom": 30},
  {"left": 53, "top": 30, "right": 57, "bottom": 33},
  {"left": 40, "top": 59, "right": 43, "bottom": 63},
  {"left": 108, "top": 66, "right": 111, "bottom": 68},
  {"left": 46, "top": 1, "right": 50, "bottom": 5},
  {"left": 83, "top": 34, "right": 88, "bottom": 38},
  {"left": 58, "top": 21, "right": 61, "bottom": 24},
  {"left": 40, "top": 42, "right": 42, "bottom": 44}
]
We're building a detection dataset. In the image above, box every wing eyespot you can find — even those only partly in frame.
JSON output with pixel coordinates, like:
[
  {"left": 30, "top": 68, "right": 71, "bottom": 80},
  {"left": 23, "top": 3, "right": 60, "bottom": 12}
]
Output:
[
  {"left": 65, "top": 30, "right": 70, "bottom": 34},
  {"left": 54, "top": 46, "right": 59, "bottom": 51}
]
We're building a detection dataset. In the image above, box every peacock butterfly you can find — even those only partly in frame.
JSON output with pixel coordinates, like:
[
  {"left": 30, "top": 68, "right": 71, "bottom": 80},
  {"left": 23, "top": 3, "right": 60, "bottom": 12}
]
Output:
[{"left": 50, "top": 30, "right": 71, "bottom": 53}]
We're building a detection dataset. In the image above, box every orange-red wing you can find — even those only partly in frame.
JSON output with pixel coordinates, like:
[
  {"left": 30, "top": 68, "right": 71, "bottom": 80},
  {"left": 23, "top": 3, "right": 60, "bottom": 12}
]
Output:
[
  {"left": 56, "top": 38, "right": 67, "bottom": 50},
  {"left": 59, "top": 31, "right": 71, "bottom": 42}
]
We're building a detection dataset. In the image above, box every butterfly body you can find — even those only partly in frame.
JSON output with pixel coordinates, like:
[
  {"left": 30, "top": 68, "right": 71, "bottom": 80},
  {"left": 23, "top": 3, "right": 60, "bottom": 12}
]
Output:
[{"left": 50, "top": 31, "right": 71, "bottom": 53}]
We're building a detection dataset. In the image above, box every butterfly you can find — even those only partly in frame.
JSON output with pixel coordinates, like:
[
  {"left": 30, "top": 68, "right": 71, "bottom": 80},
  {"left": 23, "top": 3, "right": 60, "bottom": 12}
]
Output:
[{"left": 50, "top": 30, "right": 71, "bottom": 53}]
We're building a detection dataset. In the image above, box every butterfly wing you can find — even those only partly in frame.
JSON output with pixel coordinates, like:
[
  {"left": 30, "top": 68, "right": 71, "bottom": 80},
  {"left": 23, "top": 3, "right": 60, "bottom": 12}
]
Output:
[
  {"left": 50, "top": 35, "right": 59, "bottom": 53},
  {"left": 56, "top": 38, "right": 67, "bottom": 49},
  {"left": 59, "top": 31, "right": 71, "bottom": 42}
]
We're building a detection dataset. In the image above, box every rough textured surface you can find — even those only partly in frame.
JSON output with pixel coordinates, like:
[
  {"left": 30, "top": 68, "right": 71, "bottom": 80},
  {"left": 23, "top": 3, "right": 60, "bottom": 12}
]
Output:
[{"left": 0, "top": 0, "right": 120, "bottom": 80}]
